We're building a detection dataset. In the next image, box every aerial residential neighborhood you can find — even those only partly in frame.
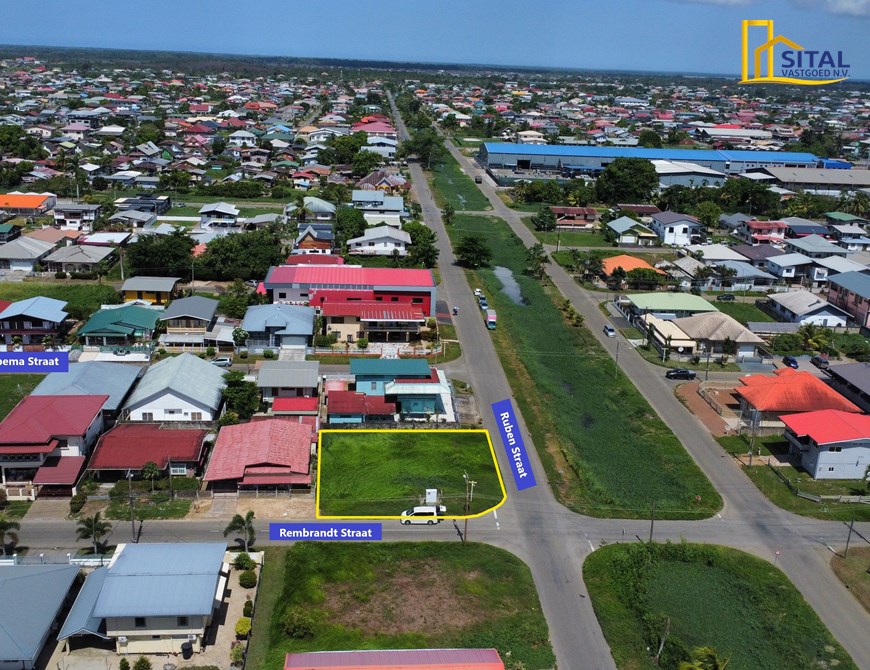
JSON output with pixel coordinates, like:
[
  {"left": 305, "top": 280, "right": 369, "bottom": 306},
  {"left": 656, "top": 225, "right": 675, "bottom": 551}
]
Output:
[{"left": 0, "top": 3, "right": 869, "bottom": 670}]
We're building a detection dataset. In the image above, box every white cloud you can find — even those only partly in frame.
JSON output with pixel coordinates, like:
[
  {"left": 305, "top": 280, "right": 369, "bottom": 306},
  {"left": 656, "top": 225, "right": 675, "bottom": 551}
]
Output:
[
  {"left": 671, "top": 0, "right": 870, "bottom": 14},
  {"left": 822, "top": 0, "right": 870, "bottom": 16}
]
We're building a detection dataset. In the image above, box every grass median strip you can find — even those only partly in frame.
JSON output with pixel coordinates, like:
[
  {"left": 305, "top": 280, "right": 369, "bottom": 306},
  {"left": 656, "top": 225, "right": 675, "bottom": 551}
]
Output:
[
  {"left": 429, "top": 152, "right": 492, "bottom": 212},
  {"left": 447, "top": 214, "right": 720, "bottom": 519}
]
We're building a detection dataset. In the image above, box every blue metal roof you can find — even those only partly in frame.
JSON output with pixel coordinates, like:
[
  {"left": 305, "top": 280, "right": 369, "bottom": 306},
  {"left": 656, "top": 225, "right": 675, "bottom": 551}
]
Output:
[
  {"left": 94, "top": 543, "right": 226, "bottom": 618},
  {"left": 58, "top": 567, "right": 109, "bottom": 641},
  {"left": 0, "top": 296, "right": 68, "bottom": 322},
  {"left": 350, "top": 358, "right": 431, "bottom": 377},
  {"left": 32, "top": 362, "right": 141, "bottom": 412},
  {"left": 828, "top": 271, "right": 870, "bottom": 298}
]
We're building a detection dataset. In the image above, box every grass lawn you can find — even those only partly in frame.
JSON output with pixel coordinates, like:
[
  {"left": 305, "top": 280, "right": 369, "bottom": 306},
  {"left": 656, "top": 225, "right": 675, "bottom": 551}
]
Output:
[
  {"left": 520, "top": 217, "right": 614, "bottom": 248},
  {"left": 1, "top": 501, "right": 32, "bottom": 518},
  {"left": 0, "top": 282, "right": 121, "bottom": 321},
  {"left": 429, "top": 153, "right": 491, "bottom": 212},
  {"left": 0, "top": 374, "right": 44, "bottom": 420},
  {"left": 317, "top": 430, "right": 504, "bottom": 518},
  {"left": 635, "top": 344, "right": 742, "bottom": 372},
  {"left": 246, "top": 543, "right": 554, "bottom": 670},
  {"left": 620, "top": 327, "right": 644, "bottom": 339},
  {"left": 445, "top": 215, "right": 720, "bottom": 519},
  {"left": 831, "top": 547, "right": 870, "bottom": 615},
  {"left": 584, "top": 542, "right": 857, "bottom": 670},
  {"left": 712, "top": 301, "right": 774, "bottom": 326},
  {"left": 717, "top": 434, "right": 789, "bottom": 458},
  {"left": 494, "top": 192, "right": 542, "bottom": 213}
]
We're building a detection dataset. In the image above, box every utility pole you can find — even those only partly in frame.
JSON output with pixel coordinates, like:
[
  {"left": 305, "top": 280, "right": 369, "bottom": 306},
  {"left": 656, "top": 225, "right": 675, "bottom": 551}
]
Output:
[
  {"left": 844, "top": 515, "right": 855, "bottom": 558},
  {"left": 127, "top": 470, "right": 136, "bottom": 542},
  {"left": 614, "top": 338, "right": 620, "bottom": 380},
  {"left": 168, "top": 459, "right": 173, "bottom": 501},
  {"left": 463, "top": 472, "right": 476, "bottom": 544},
  {"left": 649, "top": 501, "right": 656, "bottom": 543}
]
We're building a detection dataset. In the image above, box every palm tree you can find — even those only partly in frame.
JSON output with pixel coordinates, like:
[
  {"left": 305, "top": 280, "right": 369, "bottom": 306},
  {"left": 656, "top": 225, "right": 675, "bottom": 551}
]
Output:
[
  {"left": 224, "top": 511, "right": 256, "bottom": 552},
  {"left": 141, "top": 461, "right": 161, "bottom": 493},
  {"left": 76, "top": 512, "right": 112, "bottom": 555},
  {"left": 0, "top": 514, "right": 21, "bottom": 556},
  {"left": 679, "top": 646, "right": 731, "bottom": 670}
]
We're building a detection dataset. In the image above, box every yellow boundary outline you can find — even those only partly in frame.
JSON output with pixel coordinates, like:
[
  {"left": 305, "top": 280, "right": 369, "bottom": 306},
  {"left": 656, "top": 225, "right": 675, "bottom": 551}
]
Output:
[{"left": 315, "top": 428, "right": 508, "bottom": 520}]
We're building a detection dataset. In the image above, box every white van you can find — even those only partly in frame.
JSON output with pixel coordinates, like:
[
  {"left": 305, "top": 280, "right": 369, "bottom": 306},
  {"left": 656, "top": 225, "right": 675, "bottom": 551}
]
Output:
[{"left": 400, "top": 505, "right": 447, "bottom": 525}]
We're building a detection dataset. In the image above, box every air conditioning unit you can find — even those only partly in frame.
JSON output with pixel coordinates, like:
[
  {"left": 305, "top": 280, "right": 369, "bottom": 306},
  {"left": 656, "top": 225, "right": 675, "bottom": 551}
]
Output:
[
  {"left": 118, "top": 636, "right": 128, "bottom": 643},
  {"left": 187, "top": 634, "right": 197, "bottom": 641}
]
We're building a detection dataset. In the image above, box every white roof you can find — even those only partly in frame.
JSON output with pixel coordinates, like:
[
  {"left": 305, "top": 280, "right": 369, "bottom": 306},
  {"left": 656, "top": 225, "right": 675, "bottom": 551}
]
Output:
[
  {"left": 652, "top": 160, "right": 726, "bottom": 178},
  {"left": 768, "top": 290, "right": 846, "bottom": 316},
  {"left": 348, "top": 225, "right": 411, "bottom": 245},
  {"left": 684, "top": 244, "right": 748, "bottom": 262}
]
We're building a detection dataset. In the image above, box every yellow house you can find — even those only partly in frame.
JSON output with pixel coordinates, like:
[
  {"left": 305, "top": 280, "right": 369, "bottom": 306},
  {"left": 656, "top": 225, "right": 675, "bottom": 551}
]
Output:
[{"left": 121, "top": 276, "right": 181, "bottom": 305}]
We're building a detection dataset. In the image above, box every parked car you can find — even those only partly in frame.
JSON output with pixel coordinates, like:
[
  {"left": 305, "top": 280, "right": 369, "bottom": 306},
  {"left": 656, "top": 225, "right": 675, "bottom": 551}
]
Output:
[
  {"left": 474, "top": 175, "right": 483, "bottom": 184},
  {"left": 716, "top": 293, "right": 736, "bottom": 302},
  {"left": 210, "top": 357, "right": 233, "bottom": 367},
  {"left": 666, "top": 368, "right": 697, "bottom": 380},
  {"left": 810, "top": 355, "right": 830, "bottom": 370},
  {"left": 473, "top": 288, "right": 483, "bottom": 297},
  {"left": 400, "top": 505, "right": 447, "bottom": 525},
  {"left": 782, "top": 355, "right": 799, "bottom": 369},
  {"left": 603, "top": 324, "right": 616, "bottom": 337}
]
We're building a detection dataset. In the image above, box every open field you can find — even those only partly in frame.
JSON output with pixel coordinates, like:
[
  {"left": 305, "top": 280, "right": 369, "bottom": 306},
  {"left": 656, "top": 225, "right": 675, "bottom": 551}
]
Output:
[
  {"left": 429, "top": 153, "right": 492, "bottom": 212},
  {"left": 520, "top": 217, "right": 614, "bottom": 248},
  {"left": 245, "top": 543, "right": 554, "bottom": 670},
  {"left": 0, "top": 283, "right": 121, "bottom": 320},
  {"left": 0, "top": 374, "right": 44, "bottom": 420},
  {"left": 584, "top": 542, "right": 857, "bottom": 670},
  {"left": 712, "top": 300, "right": 774, "bottom": 325},
  {"left": 831, "top": 547, "right": 870, "bottom": 614},
  {"left": 446, "top": 214, "right": 720, "bottom": 519},
  {"left": 317, "top": 430, "right": 504, "bottom": 518}
]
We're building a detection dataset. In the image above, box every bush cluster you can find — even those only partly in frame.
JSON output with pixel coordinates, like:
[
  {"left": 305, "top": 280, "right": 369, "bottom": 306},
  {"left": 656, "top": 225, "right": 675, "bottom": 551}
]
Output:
[
  {"left": 233, "top": 552, "right": 256, "bottom": 571},
  {"left": 238, "top": 569, "right": 257, "bottom": 588}
]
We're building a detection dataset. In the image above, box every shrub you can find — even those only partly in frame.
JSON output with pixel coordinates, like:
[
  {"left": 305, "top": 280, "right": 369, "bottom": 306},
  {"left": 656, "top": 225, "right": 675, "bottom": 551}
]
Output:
[
  {"left": 356, "top": 337, "right": 369, "bottom": 349},
  {"left": 206, "top": 346, "right": 215, "bottom": 358},
  {"left": 243, "top": 598, "right": 253, "bottom": 617},
  {"left": 239, "top": 350, "right": 249, "bottom": 359},
  {"left": 133, "top": 657, "right": 152, "bottom": 670},
  {"left": 55, "top": 271, "right": 67, "bottom": 279},
  {"left": 69, "top": 491, "right": 87, "bottom": 514},
  {"left": 263, "top": 349, "right": 275, "bottom": 359},
  {"left": 0, "top": 488, "right": 7, "bottom": 509},
  {"left": 235, "top": 616, "right": 251, "bottom": 638},
  {"left": 238, "top": 569, "right": 257, "bottom": 588},
  {"left": 119, "top": 660, "right": 130, "bottom": 670},
  {"left": 233, "top": 552, "right": 256, "bottom": 571},
  {"left": 198, "top": 352, "right": 207, "bottom": 358},
  {"left": 280, "top": 606, "right": 315, "bottom": 639},
  {"left": 230, "top": 642, "right": 245, "bottom": 666}
]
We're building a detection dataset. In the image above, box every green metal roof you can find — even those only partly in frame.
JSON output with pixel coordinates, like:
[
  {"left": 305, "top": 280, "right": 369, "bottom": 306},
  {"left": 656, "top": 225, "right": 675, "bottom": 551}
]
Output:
[
  {"left": 349, "top": 358, "right": 432, "bottom": 377},
  {"left": 825, "top": 211, "right": 867, "bottom": 222},
  {"left": 627, "top": 293, "right": 719, "bottom": 312},
  {"left": 79, "top": 305, "right": 162, "bottom": 337}
]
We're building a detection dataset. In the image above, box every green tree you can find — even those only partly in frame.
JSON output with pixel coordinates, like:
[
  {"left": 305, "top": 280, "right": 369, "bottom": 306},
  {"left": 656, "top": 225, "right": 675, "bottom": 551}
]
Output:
[
  {"left": 404, "top": 221, "right": 439, "bottom": 268},
  {"left": 531, "top": 206, "right": 557, "bottom": 232},
  {"left": 219, "top": 279, "right": 259, "bottom": 319},
  {"left": 441, "top": 202, "right": 455, "bottom": 225},
  {"left": 525, "top": 242, "right": 549, "bottom": 280},
  {"left": 399, "top": 127, "right": 445, "bottom": 168},
  {"left": 222, "top": 370, "right": 260, "bottom": 420},
  {"left": 694, "top": 201, "right": 722, "bottom": 231},
  {"left": 678, "top": 646, "right": 731, "bottom": 670},
  {"left": 455, "top": 235, "right": 492, "bottom": 269},
  {"left": 334, "top": 207, "right": 367, "bottom": 249},
  {"left": 224, "top": 510, "right": 256, "bottom": 552},
  {"left": 141, "top": 461, "right": 160, "bottom": 493},
  {"left": 125, "top": 228, "right": 195, "bottom": 279},
  {"left": 211, "top": 136, "right": 227, "bottom": 157},
  {"left": 638, "top": 129, "right": 663, "bottom": 148},
  {"left": 0, "top": 125, "right": 47, "bottom": 160},
  {"left": 0, "top": 513, "right": 21, "bottom": 556},
  {"left": 351, "top": 150, "right": 383, "bottom": 176},
  {"left": 232, "top": 327, "right": 249, "bottom": 350},
  {"left": 595, "top": 157, "right": 659, "bottom": 204},
  {"left": 625, "top": 267, "right": 664, "bottom": 289},
  {"left": 195, "top": 229, "right": 285, "bottom": 281},
  {"left": 132, "top": 656, "right": 152, "bottom": 670},
  {"left": 75, "top": 511, "right": 111, "bottom": 555}
]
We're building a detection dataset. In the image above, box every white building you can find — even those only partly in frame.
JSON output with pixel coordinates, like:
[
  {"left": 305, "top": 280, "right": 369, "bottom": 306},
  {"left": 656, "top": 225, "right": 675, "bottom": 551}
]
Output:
[
  {"left": 347, "top": 225, "right": 411, "bottom": 256},
  {"left": 783, "top": 410, "right": 870, "bottom": 480}
]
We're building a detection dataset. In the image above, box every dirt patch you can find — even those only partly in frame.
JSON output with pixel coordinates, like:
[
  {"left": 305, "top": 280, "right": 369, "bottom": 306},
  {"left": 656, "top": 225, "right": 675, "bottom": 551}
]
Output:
[{"left": 322, "top": 559, "right": 486, "bottom": 635}]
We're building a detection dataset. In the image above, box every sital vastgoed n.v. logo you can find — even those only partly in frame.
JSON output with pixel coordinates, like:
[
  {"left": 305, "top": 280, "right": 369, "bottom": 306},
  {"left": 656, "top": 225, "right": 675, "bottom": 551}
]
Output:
[{"left": 740, "top": 19, "right": 850, "bottom": 85}]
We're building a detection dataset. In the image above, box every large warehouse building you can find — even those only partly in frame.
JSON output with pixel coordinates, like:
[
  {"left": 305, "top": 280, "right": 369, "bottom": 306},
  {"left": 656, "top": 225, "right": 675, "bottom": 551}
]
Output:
[{"left": 476, "top": 143, "right": 820, "bottom": 176}]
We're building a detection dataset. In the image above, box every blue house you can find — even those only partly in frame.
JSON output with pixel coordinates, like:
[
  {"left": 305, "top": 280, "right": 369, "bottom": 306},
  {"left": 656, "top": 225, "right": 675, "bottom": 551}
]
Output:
[{"left": 349, "top": 358, "right": 453, "bottom": 419}]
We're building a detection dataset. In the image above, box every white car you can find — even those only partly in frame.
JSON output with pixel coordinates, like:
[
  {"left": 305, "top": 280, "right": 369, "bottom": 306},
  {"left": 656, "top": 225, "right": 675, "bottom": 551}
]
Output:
[
  {"left": 603, "top": 325, "right": 617, "bottom": 337},
  {"left": 473, "top": 288, "right": 483, "bottom": 297},
  {"left": 210, "top": 357, "right": 233, "bottom": 367},
  {"left": 400, "top": 505, "right": 447, "bottom": 525}
]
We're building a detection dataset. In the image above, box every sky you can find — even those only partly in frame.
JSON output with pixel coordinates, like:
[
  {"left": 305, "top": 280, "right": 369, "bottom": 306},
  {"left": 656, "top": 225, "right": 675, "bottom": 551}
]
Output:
[{"left": 1, "top": 0, "right": 870, "bottom": 79}]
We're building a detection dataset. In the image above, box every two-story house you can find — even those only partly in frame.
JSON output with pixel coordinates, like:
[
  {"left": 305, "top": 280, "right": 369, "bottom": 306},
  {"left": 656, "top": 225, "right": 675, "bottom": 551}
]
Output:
[
  {"left": 157, "top": 296, "right": 218, "bottom": 350},
  {"left": 782, "top": 410, "right": 870, "bottom": 480},
  {"left": 829, "top": 224, "right": 870, "bottom": 252},
  {"left": 52, "top": 203, "right": 102, "bottom": 232},
  {"left": 734, "top": 219, "right": 787, "bottom": 246},
  {"left": 0, "top": 296, "right": 69, "bottom": 347},
  {"left": 827, "top": 271, "right": 870, "bottom": 329},
  {"left": 255, "top": 360, "right": 320, "bottom": 404},
  {"left": 351, "top": 190, "right": 407, "bottom": 228},
  {"left": 649, "top": 211, "right": 703, "bottom": 247},
  {"left": 198, "top": 202, "right": 240, "bottom": 227},
  {"left": 784, "top": 234, "right": 849, "bottom": 259}
]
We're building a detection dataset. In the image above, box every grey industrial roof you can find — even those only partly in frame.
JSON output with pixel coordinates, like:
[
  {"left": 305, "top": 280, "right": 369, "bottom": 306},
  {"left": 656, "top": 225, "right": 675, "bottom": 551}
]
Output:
[
  {"left": 241, "top": 304, "right": 315, "bottom": 335},
  {"left": 199, "top": 202, "right": 239, "bottom": 216},
  {"left": 0, "top": 564, "right": 79, "bottom": 662},
  {"left": 763, "top": 167, "right": 870, "bottom": 187},
  {"left": 348, "top": 225, "right": 411, "bottom": 245},
  {"left": 767, "top": 252, "right": 813, "bottom": 268},
  {"left": 828, "top": 270, "right": 870, "bottom": 298},
  {"left": 713, "top": 260, "right": 775, "bottom": 280},
  {"left": 0, "top": 295, "right": 68, "bottom": 322},
  {"left": 786, "top": 235, "right": 847, "bottom": 255},
  {"left": 768, "top": 290, "right": 849, "bottom": 317},
  {"left": 93, "top": 543, "right": 226, "bottom": 618},
  {"left": 58, "top": 567, "right": 109, "bottom": 640},
  {"left": 256, "top": 360, "right": 320, "bottom": 389},
  {"left": 124, "top": 352, "right": 226, "bottom": 412},
  {"left": 32, "top": 362, "right": 141, "bottom": 412},
  {"left": 607, "top": 216, "right": 654, "bottom": 235},
  {"left": 44, "top": 244, "right": 114, "bottom": 264},
  {"left": 121, "top": 276, "right": 180, "bottom": 292},
  {"left": 160, "top": 295, "right": 218, "bottom": 322},
  {"left": 0, "top": 237, "right": 54, "bottom": 260}
]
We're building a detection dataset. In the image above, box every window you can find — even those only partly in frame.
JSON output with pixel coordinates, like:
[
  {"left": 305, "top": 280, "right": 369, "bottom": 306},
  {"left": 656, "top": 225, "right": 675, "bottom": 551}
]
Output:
[
  {"left": 828, "top": 466, "right": 835, "bottom": 472},
  {"left": 177, "top": 616, "right": 189, "bottom": 627},
  {"left": 411, "top": 298, "right": 423, "bottom": 304},
  {"left": 141, "top": 413, "right": 154, "bottom": 422},
  {"left": 135, "top": 617, "right": 146, "bottom": 628},
  {"left": 829, "top": 446, "right": 842, "bottom": 452},
  {"left": 370, "top": 382, "right": 377, "bottom": 390},
  {"left": 278, "top": 292, "right": 287, "bottom": 299},
  {"left": 391, "top": 297, "right": 399, "bottom": 302},
  {"left": 170, "top": 465, "right": 187, "bottom": 476},
  {"left": 190, "top": 412, "right": 202, "bottom": 421}
]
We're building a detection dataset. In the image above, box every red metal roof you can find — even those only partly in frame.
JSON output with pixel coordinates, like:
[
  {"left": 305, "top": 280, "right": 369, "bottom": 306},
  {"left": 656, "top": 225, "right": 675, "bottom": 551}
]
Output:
[
  {"left": 737, "top": 370, "right": 860, "bottom": 413},
  {"left": 268, "top": 266, "right": 434, "bottom": 288},
  {"left": 284, "top": 648, "right": 504, "bottom": 669},
  {"left": 327, "top": 391, "right": 396, "bottom": 415},
  {"left": 781, "top": 409, "right": 870, "bottom": 444},
  {"left": 320, "top": 301, "right": 425, "bottom": 321},
  {"left": 0, "top": 395, "right": 108, "bottom": 446},
  {"left": 272, "top": 397, "right": 319, "bottom": 413},
  {"left": 550, "top": 206, "right": 597, "bottom": 216},
  {"left": 33, "top": 456, "right": 85, "bottom": 485},
  {"left": 241, "top": 471, "right": 312, "bottom": 486},
  {"left": 89, "top": 424, "right": 208, "bottom": 470},
  {"left": 746, "top": 220, "right": 787, "bottom": 230},
  {"left": 285, "top": 255, "right": 346, "bottom": 266},
  {"left": 204, "top": 419, "right": 312, "bottom": 481},
  {"left": 0, "top": 438, "right": 58, "bottom": 455}
]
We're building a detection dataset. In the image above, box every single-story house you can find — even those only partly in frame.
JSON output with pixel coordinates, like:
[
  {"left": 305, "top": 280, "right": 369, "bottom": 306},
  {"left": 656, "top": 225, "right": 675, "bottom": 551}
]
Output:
[
  {"left": 0, "top": 296, "right": 69, "bottom": 346},
  {"left": 121, "top": 276, "right": 181, "bottom": 305},
  {"left": 672, "top": 311, "right": 764, "bottom": 361},
  {"left": 78, "top": 304, "right": 163, "bottom": 346},
  {"left": 203, "top": 419, "right": 314, "bottom": 492},
  {"left": 782, "top": 410, "right": 870, "bottom": 480},
  {"left": 326, "top": 390, "right": 397, "bottom": 424},
  {"left": 0, "top": 193, "right": 55, "bottom": 216},
  {"left": 44, "top": 244, "right": 115, "bottom": 274},
  {"left": 256, "top": 360, "right": 320, "bottom": 403},
  {"left": 31, "top": 361, "right": 141, "bottom": 423},
  {"left": 109, "top": 210, "right": 156, "bottom": 229},
  {"left": 241, "top": 303, "right": 315, "bottom": 352},
  {"left": 294, "top": 224, "right": 334, "bottom": 254},
  {"left": 620, "top": 292, "right": 719, "bottom": 321},
  {"left": 122, "top": 353, "right": 226, "bottom": 422},
  {"left": 684, "top": 244, "right": 749, "bottom": 263},
  {"left": 731, "top": 243, "right": 785, "bottom": 270},
  {"left": 0, "top": 223, "right": 21, "bottom": 244},
  {"left": 601, "top": 254, "right": 665, "bottom": 278},
  {"left": 606, "top": 216, "right": 658, "bottom": 246},
  {"left": 784, "top": 234, "right": 849, "bottom": 259},
  {"left": 0, "top": 565, "right": 80, "bottom": 670},
  {"left": 59, "top": 543, "right": 227, "bottom": 655},
  {"left": 88, "top": 423, "right": 209, "bottom": 480},
  {"left": 0, "top": 237, "right": 54, "bottom": 272},
  {"left": 766, "top": 290, "right": 851, "bottom": 327},
  {"left": 347, "top": 225, "right": 411, "bottom": 256},
  {"left": 710, "top": 260, "right": 777, "bottom": 290},
  {"left": 284, "top": 196, "right": 336, "bottom": 223}
]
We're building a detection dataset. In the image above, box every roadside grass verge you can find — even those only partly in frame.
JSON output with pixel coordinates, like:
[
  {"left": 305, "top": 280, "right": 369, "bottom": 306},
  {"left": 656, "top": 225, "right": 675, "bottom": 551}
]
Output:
[
  {"left": 830, "top": 547, "right": 870, "bottom": 614},
  {"left": 520, "top": 217, "right": 614, "bottom": 248},
  {"left": 0, "top": 283, "right": 121, "bottom": 320},
  {"left": 105, "top": 498, "right": 191, "bottom": 520},
  {"left": 0, "top": 374, "right": 44, "bottom": 420},
  {"left": 246, "top": 543, "right": 554, "bottom": 670},
  {"left": 1, "top": 501, "right": 32, "bottom": 518},
  {"left": 317, "top": 430, "right": 504, "bottom": 518},
  {"left": 446, "top": 214, "right": 720, "bottom": 519},
  {"left": 712, "top": 300, "right": 774, "bottom": 325},
  {"left": 429, "top": 153, "right": 492, "bottom": 212},
  {"left": 635, "top": 344, "right": 741, "bottom": 372},
  {"left": 584, "top": 542, "right": 857, "bottom": 670}
]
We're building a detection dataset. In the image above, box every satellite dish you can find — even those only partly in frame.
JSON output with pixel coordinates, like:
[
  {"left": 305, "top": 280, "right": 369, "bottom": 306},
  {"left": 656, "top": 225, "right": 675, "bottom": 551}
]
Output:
[{"left": 677, "top": 347, "right": 684, "bottom": 353}]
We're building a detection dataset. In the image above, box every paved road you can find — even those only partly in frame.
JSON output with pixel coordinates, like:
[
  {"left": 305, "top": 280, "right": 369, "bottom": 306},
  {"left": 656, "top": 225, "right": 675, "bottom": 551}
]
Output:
[{"left": 439, "top": 132, "right": 870, "bottom": 668}]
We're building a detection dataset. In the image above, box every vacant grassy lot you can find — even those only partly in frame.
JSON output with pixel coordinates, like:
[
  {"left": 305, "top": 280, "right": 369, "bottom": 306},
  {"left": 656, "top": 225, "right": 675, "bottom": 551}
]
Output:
[
  {"left": 0, "top": 282, "right": 121, "bottom": 320},
  {"left": 318, "top": 430, "right": 504, "bottom": 517},
  {"left": 520, "top": 217, "right": 614, "bottom": 248},
  {"left": 712, "top": 300, "right": 774, "bottom": 325},
  {"left": 446, "top": 215, "right": 720, "bottom": 519},
  {"left": 0, "top": 374, "right": 44, "bottom": 420},
  {"left": 246, "top": 543, "right": 554, "bottom": 670},
  {"left": 584, "top": 542, "right": 856, "bottom": 670},
  {"left": 429, "top": 153, "right": 491, "bottom": 212},
  {"left": 831, "top": 547, "right": 870, "bottom": 614}
]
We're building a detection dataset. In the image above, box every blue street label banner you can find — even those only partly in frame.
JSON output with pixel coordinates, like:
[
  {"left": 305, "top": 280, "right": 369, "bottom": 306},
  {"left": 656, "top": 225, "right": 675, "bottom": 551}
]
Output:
[
  {"left": 269, "top": 523, "right": 382, "bottom": 541},
  {"left": 0, "top": 352, "right": 69, "bottom": 373},
  {"left": 491, "top": 398, "right": 537, "bottom": 491}
]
